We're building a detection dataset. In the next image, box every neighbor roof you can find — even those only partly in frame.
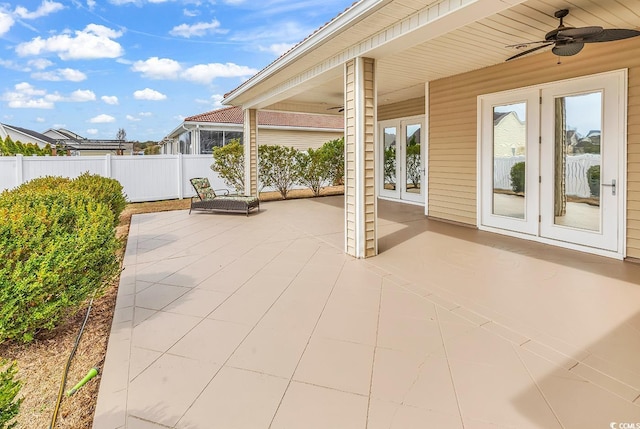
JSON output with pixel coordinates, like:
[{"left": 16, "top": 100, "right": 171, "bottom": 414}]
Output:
[
  {"left": 2, "top": 123, "right": 57, "bottom": 145},
  {"left": 185, "top": 106, "right": 343, "bottom": 130}
]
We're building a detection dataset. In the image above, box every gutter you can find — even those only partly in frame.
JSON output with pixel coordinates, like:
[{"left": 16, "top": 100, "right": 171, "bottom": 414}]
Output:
[{"left": 223, "top": 0, "right": 390, "bottom": 105}]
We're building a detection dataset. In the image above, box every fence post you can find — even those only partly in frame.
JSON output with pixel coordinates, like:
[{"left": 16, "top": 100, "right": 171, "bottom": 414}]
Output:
[
  {"left": 16, "top": 154, "right": 23, "bottom": 186},
  {"left": 177, "top": 153, "right": 184, "bottom": 200},
  {"left": 104, "top": 153, "right": 112, "bottom": 178}
]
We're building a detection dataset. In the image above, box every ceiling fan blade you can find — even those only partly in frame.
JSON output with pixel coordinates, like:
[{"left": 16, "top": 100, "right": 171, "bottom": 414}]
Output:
[
  {"left": 505, "top": 40, "right": 548, "bottom": 48},
  {"left": 557, "top": 26, "right": 603, "bottom": 40},
  {"left": 582, "top": 28, "right": 640, "bottom": 43},
  {"left": 505, "top": 43, "right": 553, "bottom": 61},
  {"left": 552, "top": 42, "right": 584, "bottom": 56}
]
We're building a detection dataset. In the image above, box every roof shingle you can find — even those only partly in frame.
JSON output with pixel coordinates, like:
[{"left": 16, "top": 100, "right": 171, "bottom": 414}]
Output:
[{"left": 185, "top": 106, "right": 343, "bottom": 129}]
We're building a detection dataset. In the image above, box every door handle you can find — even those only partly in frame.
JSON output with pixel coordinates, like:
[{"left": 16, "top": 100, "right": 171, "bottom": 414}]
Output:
[{"left": 602, "top": 179, "right": 616, "bottom": 196}]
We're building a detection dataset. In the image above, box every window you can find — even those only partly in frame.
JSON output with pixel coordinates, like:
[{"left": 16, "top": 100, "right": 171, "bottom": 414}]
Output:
[{"left": 200, "top": 130, "right": 243, "bottom": 154}]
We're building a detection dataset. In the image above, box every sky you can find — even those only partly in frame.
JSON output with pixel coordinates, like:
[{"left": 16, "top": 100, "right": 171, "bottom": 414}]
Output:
[
  {"left": 0, "top": 0, "right": 356, "bottom": 142},
  {"left": 495, "top": 92, "right": 602, "bottom": 137}
]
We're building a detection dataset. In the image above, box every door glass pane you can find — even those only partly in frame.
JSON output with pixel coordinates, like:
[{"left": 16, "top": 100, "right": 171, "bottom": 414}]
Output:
[
  {"left": 493, "top": 103, "right": 526, "bottom": 218},
  {"left": 405, "top": 124, "right": 421, "bottom": 194},
  {"left": 383, "top": 127, "right": 397, "bottom": 191},
  {"left": 553, "top": 92, "right": 601, "bottom": 231}
]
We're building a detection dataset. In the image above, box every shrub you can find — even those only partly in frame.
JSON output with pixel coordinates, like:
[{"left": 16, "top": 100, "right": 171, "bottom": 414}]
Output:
[
  {"left": 0, "top": 360, "right": 22, "bottom": 429},
  {"left": 0, "top": 185, "right": 120, "bottom": 343},
  {"left": 587, "top": 165, "right": 600, "bottom": 197},
  {"left": 258, "top": 145, "right": 299, "bottom": 199},
  {"left": 69, "top": 173, "right": 127, "bottom": 226},
  {"left": 510, "top": 161, "right": 526, "bottom": 194},
  {"left": 321, "top": 137, "right": 344, "bottom": 186},
  {"left": 0, "top": 136, "right": 53, "bottom": 156},
  {"left": 211, "top": 140, "right": 245, "bottom": 193},
  {"left": 295, "top": 148, "right": 332, "bottom": 197}
]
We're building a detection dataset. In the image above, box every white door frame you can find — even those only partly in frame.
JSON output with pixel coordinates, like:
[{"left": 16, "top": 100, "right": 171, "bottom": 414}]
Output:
[
  {"left": 477, "top": 70, "right": 627, "bottom": 259},
  {"left": 378, "top": 115, "right": 426, "bottom": 206}
]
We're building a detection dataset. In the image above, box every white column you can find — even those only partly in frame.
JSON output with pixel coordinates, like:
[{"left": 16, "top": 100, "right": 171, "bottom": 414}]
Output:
[{"left": 243, "top": 108, "right": 258, "bottom": 196}]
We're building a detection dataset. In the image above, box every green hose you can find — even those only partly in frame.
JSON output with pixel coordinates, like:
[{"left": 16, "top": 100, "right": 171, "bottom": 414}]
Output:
[{"left": 49, "top": 291, "right": 97, "bottom": 429}]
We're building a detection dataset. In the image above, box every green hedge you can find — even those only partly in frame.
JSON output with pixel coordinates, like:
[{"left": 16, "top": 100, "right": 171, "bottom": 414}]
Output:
[
  {"left": 0, "top": 360, "right": 22, "bottom": 429},
  {"left": 0, "top": 175, "right": 123, "bottom": 343},
  {"left": 510, "top": 162, "right": 526, "bottom": 194}
]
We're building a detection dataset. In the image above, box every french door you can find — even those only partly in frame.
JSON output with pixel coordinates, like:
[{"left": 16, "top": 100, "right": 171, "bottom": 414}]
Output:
[
  {"left": 379, "top": 116, "right": 425, "bottom": 204},
  {"left": 479, "top": 71, "right": 625, "bottom": 256}
]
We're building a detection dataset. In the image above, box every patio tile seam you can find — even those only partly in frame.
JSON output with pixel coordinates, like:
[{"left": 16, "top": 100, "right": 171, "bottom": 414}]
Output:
[
  {"left": 512, "top": 343, "right": 566, "bottom": 429},
  {"left": 266, "top": 255, "right": 350, "bottom": 429},
  {"left": 172, "top": 237, "right": 342, "bottom": 428},
  {"left": 128, "top": 229, "right": 304, "bottom": 385},
  {"left": 365, "top": 271, "right": 384, "bottom": 429},
  {"left": 433, "top": 305, "right": 466, "bottom": 428}
]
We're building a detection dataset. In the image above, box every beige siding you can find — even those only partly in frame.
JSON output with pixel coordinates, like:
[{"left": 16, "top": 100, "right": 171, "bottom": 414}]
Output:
[
  {"left": 344, "top": 57, "right": 377, "bottom": 258},
  {"left": 258, "top": 129, "right": 343, "bottom": 151},
  {"left": 378, "top": 97, "right": 425, "bottom": 121},
  {"left": 429, "top": 37, "right": 640, "bottom": 258},
  {"left": 247, "top": 109, "right": 258, "bottom": 196}
]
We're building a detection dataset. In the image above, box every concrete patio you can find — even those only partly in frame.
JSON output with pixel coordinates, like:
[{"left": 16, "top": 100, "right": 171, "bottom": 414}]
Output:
[{"left": 93, "top": 196, "right": 640, "bottom": 429}]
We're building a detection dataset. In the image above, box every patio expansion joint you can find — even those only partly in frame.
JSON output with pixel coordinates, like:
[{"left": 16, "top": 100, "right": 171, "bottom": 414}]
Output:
[
  {"left": 171, "top": 237, "right": 343, "bottom": 428},
  {"left": 265, "top": 254, "right": 350, "bottom": 429},
  {"left": 434, "top": 305, "right": 465, "bottom": 428},
  {"left": 365, "top": 270, "right": 384, "bottom": 429},
  {"left": 512, "top": 343, "right": 565, "bottom": 429}
]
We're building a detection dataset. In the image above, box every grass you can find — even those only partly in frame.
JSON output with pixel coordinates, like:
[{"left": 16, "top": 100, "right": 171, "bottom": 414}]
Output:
[{"left": 0, "top": 186, "right": 343, "bottom": 429}]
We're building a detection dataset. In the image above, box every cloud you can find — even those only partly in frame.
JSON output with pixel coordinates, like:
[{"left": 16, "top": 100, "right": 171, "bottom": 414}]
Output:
[
  {"left": 0, "top": 11, "right": 14, "bottom": 36},
  {"left": 131, "top": 57, "right": 181, "bottom": 79},
  {"left": 16, "top": 24, "right": 124, "bottom": 60},
  {"left": 259, "top": 43, "right": 294, "bottom": 56},
  {"left": 89, "top": 114, "right": 115, "bottom": 123},
  {"left": 211, "top": 94, "right": 224, "bottom": 107},
  {"left": 182, "top": 63, "right": 258, "bottom": 84},
  {"left": 133, "top": 88, "right": 166, "bottom": 101},
  {"left": 131, "top": 57, "right": 257, "bottom": 84},
  {"left": 86, "top": 0, "right": 96, "bottom": 10},
  {"left": 126, "top": 114, "right": 141, "bottom": 121},
  {"left": 14, "top": 1, "right": 64, "bottom": 19},
  {"left": 169, "top": 20, "right": 227, "bottom": 38},
  {"left": 70, "top": 89, "right": 95, "bottom": 101},
  {"left": 86, "top": 128, "right": 98, "bottom": 135},
  {"left": 139, "top": 111, "right": 152, "bottom": 116},
  {"left": 28, "top": 58, "right": 54, "bottom": 70},
  {"left": 2, "top": 82, "right": 55, "bottom": 108},
  {"left": 32, "top": 68, "right": 87, "bottom": 82},
  {"left": 36, "top": 117, "right": 45, "bottom": 122},
  {"left": 183, "top": 9, "right": 199, "bottom": 17},
  {"left": 101, "top": 95, "right": 119, "bottom": 105},
  {"left": 1, "top": 82, "right": 98, "bottom": 108}
]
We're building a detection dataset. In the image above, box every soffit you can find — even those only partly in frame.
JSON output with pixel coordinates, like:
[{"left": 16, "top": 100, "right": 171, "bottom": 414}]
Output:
[{"left": 267, "top": 0, "right": 640, "bottom": 109}]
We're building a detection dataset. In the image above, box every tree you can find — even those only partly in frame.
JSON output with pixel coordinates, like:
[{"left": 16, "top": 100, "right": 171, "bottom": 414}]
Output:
[
  {"left": 0, "top": 136, "right": 53, "bottom": 156},
  {"left": 295, "top": 148, "right": 332, "bottom": 197},
  {"left": 258, "top": 145, "right": 299, "bottom": 199},
  {"left": 116, "top": 128, "right": 127, "bottom": 142},
  {"left": 321, "top": 137, "right": 344, "bottom": 185},
  {"left": 210, "top": 140, "right": 245, "bottom": 193}
]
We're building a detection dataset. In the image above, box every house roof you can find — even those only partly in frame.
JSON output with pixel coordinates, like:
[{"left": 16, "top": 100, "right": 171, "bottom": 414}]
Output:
[
  {"left": 185, "top": 106, "right": 343, "bottom": 129},
  {"left": 2, "top": 123, "right": 57, "bottom": 145}
]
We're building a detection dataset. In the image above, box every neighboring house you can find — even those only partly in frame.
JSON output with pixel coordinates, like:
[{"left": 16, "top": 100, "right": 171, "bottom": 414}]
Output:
[
  {"left": 42, "top": 128, "right": 133, "bottom": 156},
  {"left": 221, "top": 0, "right": 640, "bottom": 261},
  {"left": 493, "top": 111, "right": 525, "bottom": 157},
  {"left": 161, "top": 106, "right": 344, "bottom": 155},
  {"left": 0, "top": 123, "right": 57, "bottom": 148}
]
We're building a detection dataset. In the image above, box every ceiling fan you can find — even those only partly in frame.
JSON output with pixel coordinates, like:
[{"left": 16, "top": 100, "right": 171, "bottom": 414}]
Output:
[
  {"left": 327, "top": 105, "right": 344, "bottom": 113},
  {"left": 506, "top": 9, "right": 640, "bottom": 61}
]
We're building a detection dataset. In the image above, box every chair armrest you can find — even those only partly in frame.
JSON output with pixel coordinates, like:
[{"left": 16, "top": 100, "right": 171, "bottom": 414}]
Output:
[{"left": 214, "top": 189, "right": 230, "bottom": 196}]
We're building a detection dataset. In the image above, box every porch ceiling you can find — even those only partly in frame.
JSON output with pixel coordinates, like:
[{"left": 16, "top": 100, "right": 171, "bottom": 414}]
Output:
[{"left": 261, "top": 0, "right": 640, "bottom": 111}]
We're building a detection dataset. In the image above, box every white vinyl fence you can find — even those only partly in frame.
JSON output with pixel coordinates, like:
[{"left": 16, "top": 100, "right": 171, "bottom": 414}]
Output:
[
  {"left": 494, "top": 153, "right": 600, "bottom": 198},
  {"left": 0, "top": 154, "right": 230, "bottom": 203}
]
